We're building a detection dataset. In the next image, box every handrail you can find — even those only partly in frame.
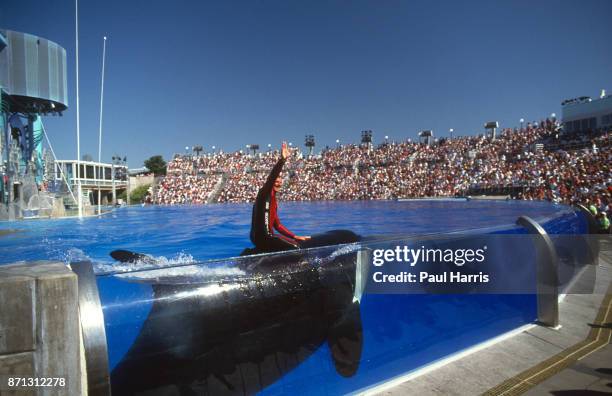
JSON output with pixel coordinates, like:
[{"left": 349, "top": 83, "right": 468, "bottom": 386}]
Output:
[
  {"left": 66, "top": 178, "right": 128, "bottom": 184},
  {"left": 40, "top": 120, "right": 78, "bottom": 205},
  {"left": 516, "top": 216, "right": 559, "bottom": 327}
]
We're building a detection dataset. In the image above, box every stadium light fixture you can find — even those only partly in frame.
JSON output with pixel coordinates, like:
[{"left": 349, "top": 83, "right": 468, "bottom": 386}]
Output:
[
  {"left": 305, "top": 135, "right": 315, "bottom": 155},
  {"left": 361, "top": 130, "right": 373, "bottom": 145}
]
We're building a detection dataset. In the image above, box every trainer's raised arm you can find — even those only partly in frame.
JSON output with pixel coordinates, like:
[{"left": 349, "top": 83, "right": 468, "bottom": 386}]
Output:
[{"left": 281, "top": 141, "right": 289, "bottom": 160}]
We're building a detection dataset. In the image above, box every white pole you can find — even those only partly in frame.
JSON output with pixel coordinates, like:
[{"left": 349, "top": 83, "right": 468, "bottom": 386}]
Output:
[
  {"left": 127, "top": 160, "right": 130, "bottom": 205},
  {"left": 75, "top": 0, "right": 83, "bottom": 218},
  {"left": 98, "top": 36, "right": 107, "bottom": 215},
  {"left": 112, "top": 162, "right": 115, "bottom": 205}
]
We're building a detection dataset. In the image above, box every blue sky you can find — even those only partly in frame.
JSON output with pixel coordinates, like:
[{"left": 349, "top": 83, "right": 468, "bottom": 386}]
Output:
[{"left": 1, "top": 0, "right": 611, "bottom": 167}]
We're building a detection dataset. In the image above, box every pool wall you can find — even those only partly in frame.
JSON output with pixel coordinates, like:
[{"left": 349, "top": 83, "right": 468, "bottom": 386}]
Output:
[{"left": 91, "top": 208, "right": 588, "bottom": 395}]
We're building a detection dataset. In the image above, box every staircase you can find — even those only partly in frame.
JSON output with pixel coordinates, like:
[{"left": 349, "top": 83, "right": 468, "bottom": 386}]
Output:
[
  {"left": 207, "top": 174, "right": 228, "bottom": 204},
  {"left": 353, "top": 159, "right": 360, "bottom": 176},
  {"left": 82, "top": 190, "right": 92, "bottom": 206}
]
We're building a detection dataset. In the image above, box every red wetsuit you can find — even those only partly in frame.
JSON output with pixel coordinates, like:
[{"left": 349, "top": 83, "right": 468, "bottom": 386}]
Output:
[
  {"left": 269, "top": 190, "right": 296, "bottom": 242},
  {"left": 250, "top": 157, "right": 299, "bottom": 252}
]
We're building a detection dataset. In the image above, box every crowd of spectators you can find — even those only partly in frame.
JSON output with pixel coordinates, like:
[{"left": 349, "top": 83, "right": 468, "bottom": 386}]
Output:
[
  {"left": 150, "top": 119, "right": 611, "bottom": 231},
  {"left": 154, "top": 174, "right": 221, "bottom": 204}
]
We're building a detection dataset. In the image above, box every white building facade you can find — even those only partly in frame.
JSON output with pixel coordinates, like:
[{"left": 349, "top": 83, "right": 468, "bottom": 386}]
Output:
[{"left": 561, "top": 94, "right": 612, "bottom": 133}]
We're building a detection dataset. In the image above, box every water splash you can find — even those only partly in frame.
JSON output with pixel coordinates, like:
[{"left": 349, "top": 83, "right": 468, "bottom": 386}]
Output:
[
  {"left": 94, "top": 251, "right": 198, "bottom": 274},
  {"left": 89, "top": 250, "right": 244, "bottom": 284},
  {"left": 63, "top": 247, "right": 92, "bottom": 263},
  {"left": 115, "top": 263, "right": 246, "bottom": 282},
  {"left": 311, "top": 243, "right": 361, "bottom": 267}
]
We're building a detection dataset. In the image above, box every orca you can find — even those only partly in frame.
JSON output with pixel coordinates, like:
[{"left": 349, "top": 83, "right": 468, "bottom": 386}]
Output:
[{"left": 109, "top": 230, "right": 364, "bottom": 395}]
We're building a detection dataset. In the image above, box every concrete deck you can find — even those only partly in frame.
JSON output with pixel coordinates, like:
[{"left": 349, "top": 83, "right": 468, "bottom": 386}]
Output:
[
  {"left": 523, "top": 344, "right": 612, "bottom": 395},
  {"left": 371, "top": 239, "right": 612, "bottom": 396}
]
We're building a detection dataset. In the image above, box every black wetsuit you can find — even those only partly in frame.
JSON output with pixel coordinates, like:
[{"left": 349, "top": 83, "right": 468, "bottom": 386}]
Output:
[{"left": 250, "top": 157, "right": 300, "bottom": 253}]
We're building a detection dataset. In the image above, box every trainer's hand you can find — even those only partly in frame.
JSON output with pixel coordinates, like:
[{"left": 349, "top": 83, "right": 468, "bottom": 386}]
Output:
[
  {"left": 294, "top": 235, "right": 311, "bottom": 241},
  {"left": 281, "top": 141, "right": 289, "bottom": 160}
]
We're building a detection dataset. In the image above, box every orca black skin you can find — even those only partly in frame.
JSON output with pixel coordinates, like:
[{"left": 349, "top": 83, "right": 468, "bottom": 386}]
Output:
[
  {"left": 110, "top": 249, "right": 157, "bottom": 264},
  {"left": 110, "top": 230, "right": 363, "bottom": 395}
]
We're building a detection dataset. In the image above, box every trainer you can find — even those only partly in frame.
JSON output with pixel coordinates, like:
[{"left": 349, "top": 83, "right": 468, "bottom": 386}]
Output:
[{"left": 249, "top": 142, "right": 310, "bottom": 253}]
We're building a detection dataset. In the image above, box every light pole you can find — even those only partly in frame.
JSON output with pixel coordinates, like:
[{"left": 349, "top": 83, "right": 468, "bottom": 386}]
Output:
[
  {"left": 125, "top": 156, "right": 129, "bottom": 205},
  {"left": 305, "top": 135, "right": 315, "bottom": 156},
  {"left": 336, "top": 139, "right": 340, "bottom": 148},
  {"left": 449, "top": 128, "right": 454, "bottom": 140},
  {"left": 550, "top": 113, "right": 556, "bottom": 130},
  {"left": 520, "top": 118, "right": 524, "bottom": 130},
  {"left": 97, "top": 35, "right": 107, "bottom": 215},
  {"left": 384, "top": 135, "right": 389, "bottom": 144},
  {"left": 75, "top": 0, "right": 82, "bottom": 218},
  {"left": 111, "top": 156, "right": 116, "bottom": 205}
]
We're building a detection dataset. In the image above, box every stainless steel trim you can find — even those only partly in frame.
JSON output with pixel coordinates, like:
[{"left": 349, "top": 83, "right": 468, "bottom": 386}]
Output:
[
  {"left": 71, "top": 261, "right": 111, "bottom": 396},
  {"left": 516, "top": 216, "right": 559, "bottom": 327}
]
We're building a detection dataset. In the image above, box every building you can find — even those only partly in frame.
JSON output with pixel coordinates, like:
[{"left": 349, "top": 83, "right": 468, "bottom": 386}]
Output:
[
  {"left": 54, "top": 160, "right": 128, "bottom": 205},
  {"left": 0, "top": 29, "right": 68, "bottom": 220},
  {"left": 561, "top": 92, "right": 612, "bottom": 133}
]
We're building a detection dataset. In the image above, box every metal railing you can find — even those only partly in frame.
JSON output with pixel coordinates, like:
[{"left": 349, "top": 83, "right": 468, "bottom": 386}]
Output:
[{"left": 65, "top": 178, "right": 128, "bottom": 187}]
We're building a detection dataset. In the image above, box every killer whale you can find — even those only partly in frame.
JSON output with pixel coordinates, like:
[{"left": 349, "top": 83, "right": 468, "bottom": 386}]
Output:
[{"left": 109, "top": 230, "right": 364, "bottom": 395}]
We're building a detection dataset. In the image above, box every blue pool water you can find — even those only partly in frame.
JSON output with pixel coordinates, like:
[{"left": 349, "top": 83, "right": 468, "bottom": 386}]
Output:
[
  {"left": 0, "top": 200, "right": 586, "bottom": 394},
  {"left": 0, "top": 199, "right": 574, "bottom": 267}
]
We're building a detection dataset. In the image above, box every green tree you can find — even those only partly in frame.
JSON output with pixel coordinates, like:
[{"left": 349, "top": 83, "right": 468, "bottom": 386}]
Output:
[
  {"left": 130, "top": 184, "right": 151, "bottom": 203},
  {"left": 117, "top": 190, "right": 127, "bottom": 202},
  {"left": 144, "top": 155, "right": 167, "bottom": 176}
]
